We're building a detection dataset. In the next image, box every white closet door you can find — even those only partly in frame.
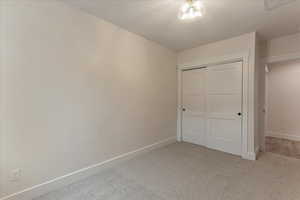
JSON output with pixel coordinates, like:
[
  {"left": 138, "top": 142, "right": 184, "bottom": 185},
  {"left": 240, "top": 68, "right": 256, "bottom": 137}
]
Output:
[
  {"left": 206, "top": 62, "right": 243, "bottom": 156},
  {"left": 182, "top": 68, "right": 206, "bottom": 146}
]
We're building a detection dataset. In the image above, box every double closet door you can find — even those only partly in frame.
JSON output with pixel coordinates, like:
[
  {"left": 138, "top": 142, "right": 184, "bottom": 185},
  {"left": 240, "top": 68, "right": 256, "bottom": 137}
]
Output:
[{"left": 182, "top": 62, "right": 243, "bottom": 156}]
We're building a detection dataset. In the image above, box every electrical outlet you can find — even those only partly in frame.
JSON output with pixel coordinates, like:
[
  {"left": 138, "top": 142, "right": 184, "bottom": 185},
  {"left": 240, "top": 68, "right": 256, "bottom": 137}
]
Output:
[{"left": 10, "top": 169, "right": 22, "bottom": 182}]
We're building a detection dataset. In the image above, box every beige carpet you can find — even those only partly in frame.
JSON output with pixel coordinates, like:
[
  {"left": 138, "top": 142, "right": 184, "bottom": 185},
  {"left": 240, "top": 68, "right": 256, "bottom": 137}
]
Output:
[{"left": 35, "top": 142, "right": 300, "bottom": 200}]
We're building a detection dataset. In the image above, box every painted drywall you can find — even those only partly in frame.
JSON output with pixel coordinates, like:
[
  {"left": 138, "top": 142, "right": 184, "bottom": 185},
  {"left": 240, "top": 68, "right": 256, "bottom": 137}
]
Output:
[
  {"left": 0, "top": 2, "right": 4, "bottom": 196},
  {"left": 266, "top": 32, "right": 300, "bottom": 58},
  {"left": 256, "top": 38, "right": 267, "bottom": 151},
  {"left": 177, "top": 33, "right": 256, "bottom": 65},
  {"left": 178, "top": 32, "right": 258, "bottom": 156},
  {"left": 266, "top": 59, "right": 300, "bottom": 141},
  {"left": 0, "top": 0, "right": 177, "bottom": 197}
]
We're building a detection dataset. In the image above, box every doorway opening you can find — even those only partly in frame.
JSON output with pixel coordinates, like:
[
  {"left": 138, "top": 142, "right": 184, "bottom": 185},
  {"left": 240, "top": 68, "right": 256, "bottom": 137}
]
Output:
[{"left": 265, "top": 59, "right": 300, "bottom": 159}]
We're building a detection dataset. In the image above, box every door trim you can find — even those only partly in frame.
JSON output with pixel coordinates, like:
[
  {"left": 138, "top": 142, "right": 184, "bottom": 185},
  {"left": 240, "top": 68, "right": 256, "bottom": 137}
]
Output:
[{"left": 177, "top": 51, "right": 253, "bottom": 160}]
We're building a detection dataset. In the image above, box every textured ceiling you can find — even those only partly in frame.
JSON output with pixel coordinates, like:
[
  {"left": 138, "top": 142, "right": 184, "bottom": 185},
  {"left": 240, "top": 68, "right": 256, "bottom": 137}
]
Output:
[{"left": 62, "top": 0, "right": 300, "bottom": 51}]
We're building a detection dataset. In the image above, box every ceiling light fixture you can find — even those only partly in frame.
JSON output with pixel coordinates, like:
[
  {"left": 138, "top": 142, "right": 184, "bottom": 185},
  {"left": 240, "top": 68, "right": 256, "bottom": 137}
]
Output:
[{"left": 178, "top": 0, "right": 204, "bottom": 20}]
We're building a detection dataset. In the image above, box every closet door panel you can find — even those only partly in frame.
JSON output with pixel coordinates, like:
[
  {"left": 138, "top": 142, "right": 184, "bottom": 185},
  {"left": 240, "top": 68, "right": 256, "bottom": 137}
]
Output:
[
  {"left": 206, "top": 62, "right": 243, "bottom": 156},
  {"left": 182, "top": 69, "right": 206, "bottom": 146}
]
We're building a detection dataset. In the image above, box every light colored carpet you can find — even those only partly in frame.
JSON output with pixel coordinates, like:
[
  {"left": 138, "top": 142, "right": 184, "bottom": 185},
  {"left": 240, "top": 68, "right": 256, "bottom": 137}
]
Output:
[{"left": 35, "top": 142, "right": 300, "bottom": 200}]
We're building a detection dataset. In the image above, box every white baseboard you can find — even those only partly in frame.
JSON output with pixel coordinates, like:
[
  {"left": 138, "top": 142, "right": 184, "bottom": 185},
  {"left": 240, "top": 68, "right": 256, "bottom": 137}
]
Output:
[
  {"left": 243, "top": 151, "right": 256, "bottom": 161},
  {"left": 255, "top": 146, "right": 260, "bottom": 158},
  {"left": 242, "top": 147, "right": 260, "bottom": 161},
  {"left": 266, "top": 131, "right": 300, "bottom": 141},
  {"left": 1, "top": 137, "right": 177, "bottom": 200}
]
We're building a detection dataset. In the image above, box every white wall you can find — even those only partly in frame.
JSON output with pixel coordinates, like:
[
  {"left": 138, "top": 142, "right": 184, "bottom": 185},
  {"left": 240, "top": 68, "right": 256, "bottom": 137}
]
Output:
[
  {"left": 0, "top": 1, "right": 5, "bottom": 197},
  {"left": 255, "top": 37, "right": 266, "bottom": 151},
  {"left": 177, "top": 33, "right": 256, "bottom": 65},
  {"left": 178, "top": 32, "right": 258, "bottom": 157},
  {"left": 0, "top": 1, "right": 4, "bottom": 195},
  {"left": 0, "top": 0, "right": 177, "bottom": 198},
  {"left": 266, "top": 33, "right": 300, "bottom": 58},
  {"left": 266, "top": 60, "right": 300, "bottom": 141}
]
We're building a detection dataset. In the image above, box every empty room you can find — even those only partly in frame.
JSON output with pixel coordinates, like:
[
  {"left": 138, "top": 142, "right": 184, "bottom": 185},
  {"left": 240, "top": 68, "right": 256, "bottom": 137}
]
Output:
[{"left": 1, "top": 0, "right": 300, "bottom": 200}]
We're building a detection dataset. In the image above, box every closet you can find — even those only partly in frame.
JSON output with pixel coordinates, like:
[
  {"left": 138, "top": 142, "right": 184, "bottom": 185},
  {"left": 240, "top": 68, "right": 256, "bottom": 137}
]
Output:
[{"left": 182, "top": 62, "right": 243, "bottom": 155}]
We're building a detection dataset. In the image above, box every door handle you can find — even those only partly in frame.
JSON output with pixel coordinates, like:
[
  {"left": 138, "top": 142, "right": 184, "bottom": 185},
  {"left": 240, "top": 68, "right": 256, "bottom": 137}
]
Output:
[{"left": 237, "top": 112, "right": 242, "bottom": 116}]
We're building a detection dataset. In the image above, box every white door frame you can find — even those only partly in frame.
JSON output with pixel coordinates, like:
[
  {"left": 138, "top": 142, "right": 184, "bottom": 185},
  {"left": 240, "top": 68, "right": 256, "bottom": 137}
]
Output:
[{"left": 177, "top": 51, "right": 253, "bottom": 160}]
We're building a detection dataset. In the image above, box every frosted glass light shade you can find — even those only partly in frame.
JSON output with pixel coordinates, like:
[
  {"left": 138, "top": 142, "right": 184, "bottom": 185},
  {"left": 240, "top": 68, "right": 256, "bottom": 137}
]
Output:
[{"left": 178, "top": 0, "right": 204, "bottom": 20}]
